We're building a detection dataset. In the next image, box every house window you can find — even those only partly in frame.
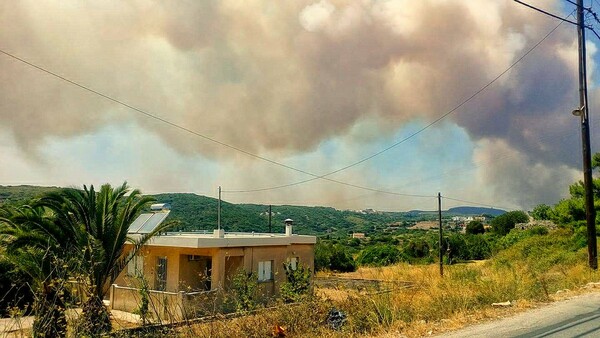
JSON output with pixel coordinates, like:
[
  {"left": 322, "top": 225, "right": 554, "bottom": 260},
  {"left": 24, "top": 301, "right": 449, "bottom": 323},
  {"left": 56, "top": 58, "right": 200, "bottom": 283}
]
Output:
[
  {"left": 287, "top": 257, "right": 299, "bottom": 271},
  {"left": 258, "top": 260, "right": 273, "bottom": 282},
  {"left": 127, "top": 256, "right": 144, "bottom": 277},
  {"left": 156, "top": 256, "right": 168, "bottom": 291}
]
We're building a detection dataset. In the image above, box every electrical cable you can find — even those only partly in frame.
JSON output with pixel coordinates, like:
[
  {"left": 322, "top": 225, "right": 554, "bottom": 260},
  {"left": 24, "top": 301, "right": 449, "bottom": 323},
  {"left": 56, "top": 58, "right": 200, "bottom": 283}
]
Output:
[
  {"left": 223, "top": 17, "right": 568, "bottom": 194},
  {"left": 0, "top": 48, "right": 434, "bottom": 198},
  {"left": 515, "top": 0, "right": 580, "bottom": 26},
  {"left": 0, "top": 6, "right": 571, "bottom": 200}
]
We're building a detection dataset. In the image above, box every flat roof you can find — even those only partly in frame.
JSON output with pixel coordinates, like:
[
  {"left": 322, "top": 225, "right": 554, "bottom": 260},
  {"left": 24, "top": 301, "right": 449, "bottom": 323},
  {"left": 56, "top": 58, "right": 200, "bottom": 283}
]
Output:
[{"left": 134, "top": 231, "right": 316, "bottom": 248}]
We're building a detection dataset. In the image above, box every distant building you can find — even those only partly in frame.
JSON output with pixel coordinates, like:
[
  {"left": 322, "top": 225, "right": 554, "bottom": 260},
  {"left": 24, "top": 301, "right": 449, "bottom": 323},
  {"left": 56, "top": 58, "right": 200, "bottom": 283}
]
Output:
[{"left": 352, "top": 232, "right": 366, "bottom": 239}]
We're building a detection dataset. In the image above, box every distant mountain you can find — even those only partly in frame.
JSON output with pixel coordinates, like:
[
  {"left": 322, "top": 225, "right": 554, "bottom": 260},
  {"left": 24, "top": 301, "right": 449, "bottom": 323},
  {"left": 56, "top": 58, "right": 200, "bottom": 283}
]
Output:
[{"left": 447, "top": 206, "right": 506, "bottom": 216}]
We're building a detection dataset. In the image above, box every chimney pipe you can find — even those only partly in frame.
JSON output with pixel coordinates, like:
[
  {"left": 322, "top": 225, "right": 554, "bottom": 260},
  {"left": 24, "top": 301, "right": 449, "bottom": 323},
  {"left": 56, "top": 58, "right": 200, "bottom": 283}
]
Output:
[{"left": 284, "top": 218, "right": 293, "bottom": 236}]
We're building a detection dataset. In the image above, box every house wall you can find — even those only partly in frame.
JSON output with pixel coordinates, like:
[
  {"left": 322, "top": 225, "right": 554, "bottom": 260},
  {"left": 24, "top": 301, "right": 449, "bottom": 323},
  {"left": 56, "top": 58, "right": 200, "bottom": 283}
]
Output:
[
  {"left": 114, "top": 243, "right": 315, "bottom": 296},
  {"left": 239, "top": 243, "right": 315, "bottom": 298},
  {"left": 110, "top": 284, "right": 183, "bottom": 320},
  {"left": 114, "top": 246, "right": 217, "bottom": 292}
]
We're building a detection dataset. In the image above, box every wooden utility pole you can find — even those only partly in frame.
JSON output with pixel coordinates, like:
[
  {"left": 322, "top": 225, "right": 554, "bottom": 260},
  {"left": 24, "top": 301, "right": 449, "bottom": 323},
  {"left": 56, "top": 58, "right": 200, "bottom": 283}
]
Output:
[
  {"left": 268, "top": 205, "right": 272, "bottom": 233},
  {"left": 438, "top": 192, "right": 443, "bottom": 276},
  {"left": 577, "top": 0, "right": 597, "bottom": 269},
  {"left": 513, "top": 0, "right": 597, "bottom": 270}
]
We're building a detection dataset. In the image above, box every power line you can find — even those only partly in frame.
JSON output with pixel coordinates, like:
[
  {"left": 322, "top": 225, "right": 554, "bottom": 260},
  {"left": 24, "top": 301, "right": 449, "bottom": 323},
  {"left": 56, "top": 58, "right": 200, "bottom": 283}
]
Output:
[
  {"left": 224, "top": 16, "right": 567, "bottom": 194},
  {"left": 0, "top": 9, "right": 568, "bottom": 199},
  {"left": 515, "top": 0, "right": 579, "bottom": 26},
  {"left": 442, "top": 196, "right": 515, "bottom": 212},
  {"left": 0, "top": 48, "right": 431, "bottom": 199},
  {"left": 0, "top": 49, "right": 332, "bottom": 179}
]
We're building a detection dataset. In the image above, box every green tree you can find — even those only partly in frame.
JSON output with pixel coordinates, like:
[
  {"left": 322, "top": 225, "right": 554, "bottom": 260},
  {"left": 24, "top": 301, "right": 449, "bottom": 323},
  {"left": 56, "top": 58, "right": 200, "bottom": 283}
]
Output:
[
  {"left": 39, "top": 182, "right": 173, "bottom": 335},
  {"left": 491, "top": 211, "right": 529, "bottom": 236},
  {"left": 0, "top": 204, "right": 82, "bottom": 337},
  {"left": 552, "top": 198, "right": 585, "bottom": 225},
  {"left": 465, "top": 220, "right": 485, "bottom": 235},
  {"left": 329, "top": 245, "right": 357, "bottom": 272},
  {"left": 314, "top": 241, "right": 332, "bottom": 271},
  {"left": 531, "top": 204, "right": 552, "bottom": 220},
  {"left": 403, "top": 238, "right": 430, "bottom": 259},
  {"left": 357, "top": 244, "right": 402, "bottom": 266}
]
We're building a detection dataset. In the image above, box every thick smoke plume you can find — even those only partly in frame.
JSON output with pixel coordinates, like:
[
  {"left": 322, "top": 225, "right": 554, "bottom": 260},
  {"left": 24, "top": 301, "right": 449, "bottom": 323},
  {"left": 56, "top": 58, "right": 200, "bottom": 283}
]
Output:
[{"left": 0, "top": 0, "right": 595, "bottom": 208}]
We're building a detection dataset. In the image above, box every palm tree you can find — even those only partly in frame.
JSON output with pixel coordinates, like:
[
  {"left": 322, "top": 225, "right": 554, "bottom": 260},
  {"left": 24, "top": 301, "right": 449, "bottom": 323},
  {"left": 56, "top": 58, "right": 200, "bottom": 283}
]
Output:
[
  {"left": 0, "top": 204, "right": 82, "bottom": 338},
  {"left": 39, "top": 182, "right": 173, "bottom": 335}
]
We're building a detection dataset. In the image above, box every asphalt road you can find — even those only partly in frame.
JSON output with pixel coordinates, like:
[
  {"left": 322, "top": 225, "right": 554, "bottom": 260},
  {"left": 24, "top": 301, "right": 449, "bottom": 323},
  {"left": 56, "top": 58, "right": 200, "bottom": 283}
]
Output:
[{"left": 440, "top": 291, "right": 600, "bottom": 338}]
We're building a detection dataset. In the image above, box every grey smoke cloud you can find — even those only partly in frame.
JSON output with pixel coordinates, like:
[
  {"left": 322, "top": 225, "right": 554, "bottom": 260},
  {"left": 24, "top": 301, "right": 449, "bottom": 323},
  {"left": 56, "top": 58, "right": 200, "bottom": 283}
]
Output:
[{"left": 0, "top": 0, "right": 594, "bottom": 208}]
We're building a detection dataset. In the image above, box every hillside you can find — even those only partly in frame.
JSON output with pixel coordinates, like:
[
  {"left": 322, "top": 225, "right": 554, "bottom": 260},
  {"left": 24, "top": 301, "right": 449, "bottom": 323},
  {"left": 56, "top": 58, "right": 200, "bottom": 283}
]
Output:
[
  {"left": 0, "top": 185, "right": 60, "bottom": 205},
  {"left": 153, "top": 193, "right": 266, "bottom": 233},
  {"left": 408, "top": 206, "right": 506, "bottom": 217},
  {"left": 153, "top": 194, "right": 412, "bottom": 235},
  {"left": 0, "top": 186, "right": 505, "bottom": 236}
]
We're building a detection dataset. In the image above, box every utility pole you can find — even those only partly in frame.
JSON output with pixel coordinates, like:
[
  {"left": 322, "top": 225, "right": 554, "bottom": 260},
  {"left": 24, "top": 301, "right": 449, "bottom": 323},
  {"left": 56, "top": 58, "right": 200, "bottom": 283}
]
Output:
[
  {"left": 218, "top": 186, "right": 221, "bottom": 231},
  {"left": 438, "top": 192, "right": 443, "bottom": 277},
  {"left": 268, "top": 205, "right": 272, "bottom": 233},
  {"left": 577, "top": 0, "right": 597, "bottom": 270},
  {"left": 513, "top": 0, "right": 597, "bottom": 270}
]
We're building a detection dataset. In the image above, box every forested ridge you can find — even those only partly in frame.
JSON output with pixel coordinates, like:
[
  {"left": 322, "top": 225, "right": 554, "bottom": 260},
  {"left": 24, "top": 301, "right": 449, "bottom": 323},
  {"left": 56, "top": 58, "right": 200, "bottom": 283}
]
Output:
[{"left": 0, "top": 186, "right": 502, "bottom": 236}]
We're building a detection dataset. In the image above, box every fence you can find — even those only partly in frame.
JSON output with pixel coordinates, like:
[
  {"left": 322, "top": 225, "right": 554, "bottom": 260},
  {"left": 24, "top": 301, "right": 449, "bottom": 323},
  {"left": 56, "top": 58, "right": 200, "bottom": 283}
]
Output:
[{"left": 109, "top": 284, "right": 220, "bottom": 322}]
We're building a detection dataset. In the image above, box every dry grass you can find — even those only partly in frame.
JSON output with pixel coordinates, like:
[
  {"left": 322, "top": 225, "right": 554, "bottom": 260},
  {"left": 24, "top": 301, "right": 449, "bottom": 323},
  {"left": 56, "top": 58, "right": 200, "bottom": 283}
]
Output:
[
  {"left": 10, "top": 231, "right": 600, "bottom": 337},
  {"left": 158, "top": 259, "right": 600, "bottom": 338},
  {"left": 174, "top": 232, "right": 600, "bottom": 338}
]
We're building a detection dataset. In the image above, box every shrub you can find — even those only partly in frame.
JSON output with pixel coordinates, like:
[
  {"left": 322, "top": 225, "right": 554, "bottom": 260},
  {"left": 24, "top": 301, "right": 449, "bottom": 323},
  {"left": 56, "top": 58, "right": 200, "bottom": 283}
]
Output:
[
  {"left": 225, "top": 269, "right": 259, "bottom": 312},
  {"left": 495, "top": 226, "right": 550, "bottom": 251},
  {"left": 402, "top": 238, "right": 430, "bottom": 259},
  {"left": 465, "top": 220, "right": 484, "bottom": 235},
  {"left": 315, "top": 242, "right": 357, "bottom": 272},
  {"left": 491, "top": 210, "right": 529, "bottom": 235},
  {"left": 448, "top": 234, "right": 492, "bottom": 261},
  {"left": 279, "top": 263, "right": 312, "bottom": 303},
  {"left": 357, "top": 245, "right": 403, "bottom": 266},
  {"left": 329, "top": 245, "right": 357, "bottom": 272}
]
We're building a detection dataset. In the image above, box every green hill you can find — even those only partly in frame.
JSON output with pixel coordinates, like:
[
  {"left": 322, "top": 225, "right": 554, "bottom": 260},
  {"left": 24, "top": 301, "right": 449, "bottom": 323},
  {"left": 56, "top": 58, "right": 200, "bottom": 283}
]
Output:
[
  {"left": 153, "top": 194, "right": 410, "bottom": 236},
  {"left": 0, "top": 185, "right": 60, "bottom": 205},
  {"left": 0, "top": 186, "right": 502, "bottom": 236},
  {"left": 153, "top": 193, "right": 266, "bottom": 233}
]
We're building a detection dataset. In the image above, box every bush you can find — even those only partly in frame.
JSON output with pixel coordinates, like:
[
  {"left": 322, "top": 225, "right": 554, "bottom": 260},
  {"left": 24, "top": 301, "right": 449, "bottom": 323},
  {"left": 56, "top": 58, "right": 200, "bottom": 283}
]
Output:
[
  {"left": 495, "top": 226, "right": 550, "bottom": 251},
  {"left": 531, "top": 204, "right": 552, "bottom": 220},
  {"left": 315, "top": 242, "right": 357, "bottom": 272},
  {"left": 402, "top": 238, "right": 430, "bottom": 259},
  {"left": 314, "top": 241, "right": 331, "bottom": 271},
  {"left": 492, "top": 229, "right": 583, "bottom": 300},
  {"left": 357, "top": 245, "right": 403, "bottom": 266},
  {"left": 225, "top": 269, "right": 259, "bottom": 312},
  {"left": 0, "top": 258, "right": 34, "bottom": 317},
  {"left": 491, "top": 211, "right": 529, "bottom": 235},
  {"left": 465, "top": 221, "right": 484, "bottom": 235},
  {"left": 329, "top": 245, "right": 357, "bottom": 272},
  {"left": 279, "top": 263, "right": 312, "bottom": 303},
  {"left": 446, "top": 233, "right": 492, "bottom": 262}
]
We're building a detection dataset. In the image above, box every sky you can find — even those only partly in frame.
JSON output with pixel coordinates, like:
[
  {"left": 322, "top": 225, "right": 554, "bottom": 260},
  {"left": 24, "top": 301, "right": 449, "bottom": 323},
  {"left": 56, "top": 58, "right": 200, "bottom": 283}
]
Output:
[{"left": 1, "top": 0, "right": 599, "bottom": 212}]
